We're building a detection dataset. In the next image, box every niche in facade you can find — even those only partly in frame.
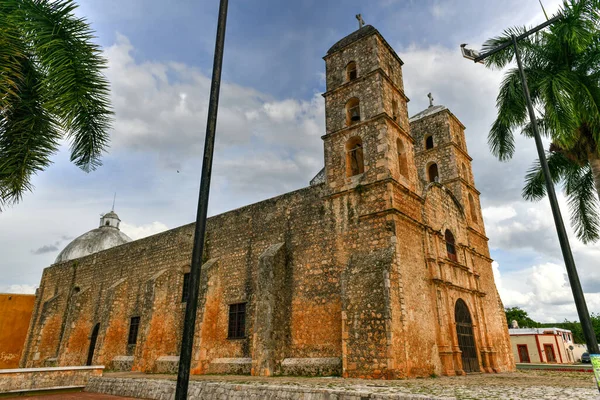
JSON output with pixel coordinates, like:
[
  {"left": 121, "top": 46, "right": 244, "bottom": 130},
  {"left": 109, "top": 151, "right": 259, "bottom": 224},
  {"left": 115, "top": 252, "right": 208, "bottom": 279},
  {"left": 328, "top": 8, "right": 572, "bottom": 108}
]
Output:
[
  {"left": 346, "top": 98, "right": 361, "bottom": 126},
  {"left": 346, "top": 136, "right": 364, "bottom": 177}
]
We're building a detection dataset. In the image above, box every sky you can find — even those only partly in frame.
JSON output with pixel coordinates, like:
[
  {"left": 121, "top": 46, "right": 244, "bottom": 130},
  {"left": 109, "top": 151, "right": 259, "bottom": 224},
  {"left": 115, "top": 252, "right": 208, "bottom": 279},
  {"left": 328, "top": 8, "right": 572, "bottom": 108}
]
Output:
[{"left": 2, "top": 0, "right": 598, "bottom": 324}]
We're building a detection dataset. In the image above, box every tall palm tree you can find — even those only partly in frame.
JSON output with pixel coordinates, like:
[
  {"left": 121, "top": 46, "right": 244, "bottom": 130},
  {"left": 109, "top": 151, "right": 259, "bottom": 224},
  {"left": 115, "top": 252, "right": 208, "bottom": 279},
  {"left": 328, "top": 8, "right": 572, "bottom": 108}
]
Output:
[
  {"left": 482, "top": 0, "right": 600, "bottom": 243},
  {"left": 0, "top": 0, "right": 112, "bottom": 210}
]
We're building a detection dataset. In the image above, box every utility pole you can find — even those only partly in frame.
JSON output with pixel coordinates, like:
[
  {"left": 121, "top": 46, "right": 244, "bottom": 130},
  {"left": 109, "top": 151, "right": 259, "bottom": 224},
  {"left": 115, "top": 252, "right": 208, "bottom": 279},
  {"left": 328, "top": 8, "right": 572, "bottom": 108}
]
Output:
[
  {"left": 461, "top": 14, "right": 599, "bottom": 354},
  {"left": 175, "top": 0, "right": 229, "bottom": 398}
]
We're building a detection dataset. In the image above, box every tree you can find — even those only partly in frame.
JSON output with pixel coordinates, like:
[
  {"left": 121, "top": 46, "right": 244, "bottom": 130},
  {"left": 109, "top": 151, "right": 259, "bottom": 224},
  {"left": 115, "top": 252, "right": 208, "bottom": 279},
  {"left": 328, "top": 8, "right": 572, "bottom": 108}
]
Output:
[
  {"left": 482, "top": 0, "right": 600, "bottom": 243},
  {"left": 0, "top": 0, "right": 112, "bottom": 210},
  {"left": 505, "top": 306, "right": 541, "bottom": 328}
]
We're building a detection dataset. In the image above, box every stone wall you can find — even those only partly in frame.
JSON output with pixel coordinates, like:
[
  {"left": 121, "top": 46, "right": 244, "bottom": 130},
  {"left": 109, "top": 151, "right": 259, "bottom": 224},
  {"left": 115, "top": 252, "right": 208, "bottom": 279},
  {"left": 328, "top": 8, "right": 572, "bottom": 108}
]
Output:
[
  {"left": 0, "top": 366, "right": 103, "bottom": 393},
  {"left": 86, "top": 376, "right": 434, "bottom": 400},
  {"left": 0, "top": 293, "right": 35, "bottom": 368}
]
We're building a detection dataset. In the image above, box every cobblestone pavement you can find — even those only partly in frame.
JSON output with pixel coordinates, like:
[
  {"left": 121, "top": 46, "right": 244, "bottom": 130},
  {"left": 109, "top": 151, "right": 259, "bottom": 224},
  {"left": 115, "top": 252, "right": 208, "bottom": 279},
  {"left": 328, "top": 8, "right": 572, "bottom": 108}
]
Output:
[
  {"left": 9, "top": 392, "right": 138, "bottom": 399},
  {"left": 105, "top": 369, "right": 599, "bottom": 399}
]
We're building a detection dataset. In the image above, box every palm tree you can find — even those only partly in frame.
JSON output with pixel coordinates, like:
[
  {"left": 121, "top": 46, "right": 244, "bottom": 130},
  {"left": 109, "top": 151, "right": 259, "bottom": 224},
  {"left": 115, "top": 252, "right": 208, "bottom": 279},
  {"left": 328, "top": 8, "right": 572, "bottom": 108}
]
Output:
[
  {"left": 0, "top": 0, "right": 112, "bottom": 210},
  {"left": 482, "top": 0, "right": 600, "bottom": 243}
]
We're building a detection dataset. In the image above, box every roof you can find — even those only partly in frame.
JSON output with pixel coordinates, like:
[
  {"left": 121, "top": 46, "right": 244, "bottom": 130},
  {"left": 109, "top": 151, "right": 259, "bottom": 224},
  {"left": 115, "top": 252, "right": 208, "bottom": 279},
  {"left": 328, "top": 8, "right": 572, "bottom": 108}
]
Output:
[
  {"left": 509, "top": 327, "right": 572, "bottom": 335},
  {"left": 409, "top": 105, "right": 448, "bottom": 123},
  {"left": 327, "top": 25, "right": 377, "bottom": 55},
  {"left": 55, "top": 216, "right": 132, "bottom": 264},
  {"left": 326, "top": 25, "right": 404, "bottom": 66}
]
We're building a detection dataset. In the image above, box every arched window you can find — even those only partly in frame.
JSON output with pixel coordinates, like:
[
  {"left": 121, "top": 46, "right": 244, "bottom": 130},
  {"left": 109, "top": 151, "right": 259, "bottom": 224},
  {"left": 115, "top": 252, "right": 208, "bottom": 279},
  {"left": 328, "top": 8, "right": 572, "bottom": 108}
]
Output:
[
  {"left": 346, "top": 137, "right": 364, "bottom": 177},
  {"left": 428, "top": 163, "right": 439, "bottom": 182},
  {"left": 445, "top": 229, "right": 457, "bottom": 262},
  {"left": 346, "top": 98, "right": 361, "bottom": 126},
  {"left": 397, "top": 139, "right": 408, "bottom": 177},
  {"left": 392, "top": 99, "right": 399, "bottom": 122},
  {"left": 425, "top": 134, "right": 434, "bottom": 150},
  {"left": 462, "top": 163, "right": 468, "bottom": 180},
  {"left": 346, "top": 62, "right": 357, "bottom": 81},
  {"left": 468, "top": 193, "right": 478, "bottom": 223}
]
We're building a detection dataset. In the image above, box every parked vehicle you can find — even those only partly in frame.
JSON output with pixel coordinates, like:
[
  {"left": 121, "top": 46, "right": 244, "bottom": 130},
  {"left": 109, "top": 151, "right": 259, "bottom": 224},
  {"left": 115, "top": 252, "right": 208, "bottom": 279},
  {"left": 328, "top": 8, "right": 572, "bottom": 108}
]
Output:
[{"left": 581, "top": 352, "right": 591, "bottom": 363}]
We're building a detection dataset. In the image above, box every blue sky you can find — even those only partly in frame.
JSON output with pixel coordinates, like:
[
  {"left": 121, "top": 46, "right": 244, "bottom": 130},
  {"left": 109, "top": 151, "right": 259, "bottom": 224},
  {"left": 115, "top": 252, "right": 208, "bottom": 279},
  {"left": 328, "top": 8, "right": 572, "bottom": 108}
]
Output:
[{"left": 3, "top": 0, "right": 600, "bottom": 323}]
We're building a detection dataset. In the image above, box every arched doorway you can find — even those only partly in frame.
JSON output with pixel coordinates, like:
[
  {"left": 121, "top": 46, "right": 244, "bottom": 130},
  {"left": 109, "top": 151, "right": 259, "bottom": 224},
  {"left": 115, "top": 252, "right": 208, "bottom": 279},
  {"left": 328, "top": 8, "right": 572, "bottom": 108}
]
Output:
[
  {"left": 86, "top": 323, "right": 100, "bottom": 366},
  {"left": 455, "top": 299, "right": 479, "bottom": 373}
]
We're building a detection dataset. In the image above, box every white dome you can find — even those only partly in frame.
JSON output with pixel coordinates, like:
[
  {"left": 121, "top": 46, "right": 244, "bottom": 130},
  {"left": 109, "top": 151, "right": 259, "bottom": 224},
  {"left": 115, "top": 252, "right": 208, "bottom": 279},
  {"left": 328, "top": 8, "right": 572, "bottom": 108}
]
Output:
[{"left": 54, "top": 211, "right": 132, "bottom": 264}]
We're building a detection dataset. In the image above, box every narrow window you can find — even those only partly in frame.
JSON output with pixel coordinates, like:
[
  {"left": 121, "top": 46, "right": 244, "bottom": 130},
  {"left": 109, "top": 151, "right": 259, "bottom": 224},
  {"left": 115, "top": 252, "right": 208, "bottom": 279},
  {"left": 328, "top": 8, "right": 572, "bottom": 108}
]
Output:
[
  {"left": 445, "top": 230, "right": 457, "bottom": 262},
  {"left": 128, "top": 316, "right": 140, "bottom": 345},
  {"left": 345, "top": 98, "right": 361, "bottom": 126},
  {"left": 428, "top": 163, "right": 439, "bottom": 182},
  {"left": 346, "top": 61, "right": 357, "bottom": 81},
  {"left": 425, "top": 135, "right": 434, "bottom": 150},
  {"left": 462, "top": 163, "right": 468, "bottom": 180},
  {"left": 346, "top": 137, "right": 364, "bottom": 177},
  {"left": 181, "top": 272, "right": 191, "bottom": 302},
  {"left": 468, "top": 193, "right": 478, "bottom": 223},
  {"left": 228, "top": 303, "right": 246, "bottom": 339},
  {"left": 397, "top": 139, "right": 408, "bottom": 177},
  {"left": 392, "top": 99, "right": 399, "bottom": 122}
]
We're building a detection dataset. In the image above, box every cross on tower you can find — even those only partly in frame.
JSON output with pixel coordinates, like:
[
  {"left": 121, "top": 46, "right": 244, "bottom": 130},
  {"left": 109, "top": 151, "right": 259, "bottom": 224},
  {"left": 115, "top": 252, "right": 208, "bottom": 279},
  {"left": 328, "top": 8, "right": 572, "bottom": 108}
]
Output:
[
  {"left": 427, "top": 92, "right": 434, "bottom": 108},
  {"left": 355, "top": 14, "right": 365, "bottom": 29}
]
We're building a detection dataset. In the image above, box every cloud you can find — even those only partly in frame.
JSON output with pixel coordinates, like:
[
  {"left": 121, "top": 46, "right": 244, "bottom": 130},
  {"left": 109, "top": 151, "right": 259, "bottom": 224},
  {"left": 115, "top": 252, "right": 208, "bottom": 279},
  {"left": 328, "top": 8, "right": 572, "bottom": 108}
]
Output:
[
  {"left": 104, "top": 34, "right": 325, "bottom": 196},
  {"left": 30, "top": 245, "right": 59, "bottom": 255},
  {"left": 1, "top": 284, "right": 36, "bottom": 294},
  {"left": 120, "top": 221, "right": 169, "bottom": 241}
]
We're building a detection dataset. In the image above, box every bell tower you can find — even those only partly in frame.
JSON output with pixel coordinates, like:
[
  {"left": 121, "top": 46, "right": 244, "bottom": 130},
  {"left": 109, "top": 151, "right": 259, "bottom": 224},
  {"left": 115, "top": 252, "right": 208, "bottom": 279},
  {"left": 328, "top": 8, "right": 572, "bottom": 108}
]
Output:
[
  {"left": 321, "top": 25, "right": 418, "bottom": 194},
  {"left": 410, "top": 104, "right": 485, "bottom": 234}
]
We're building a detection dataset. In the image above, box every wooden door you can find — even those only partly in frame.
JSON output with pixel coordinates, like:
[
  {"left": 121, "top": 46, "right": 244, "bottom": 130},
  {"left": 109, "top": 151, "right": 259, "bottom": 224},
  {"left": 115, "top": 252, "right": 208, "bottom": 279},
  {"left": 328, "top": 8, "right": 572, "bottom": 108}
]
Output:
[{"left": 517, "top": 344, "right": 530, "bottom": 363}]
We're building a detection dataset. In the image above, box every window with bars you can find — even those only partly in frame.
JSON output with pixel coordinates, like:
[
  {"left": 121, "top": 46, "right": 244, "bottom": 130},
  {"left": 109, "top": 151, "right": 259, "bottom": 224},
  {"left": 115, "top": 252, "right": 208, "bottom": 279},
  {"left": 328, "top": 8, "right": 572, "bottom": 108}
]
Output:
[
  {"left": 227, "top": 303, "right": 246, "bottom": 339},
  {"left": 128, "top": 316, "right": 140, "bottom": 345},
  {"left": 181, "top": 272, "right": 191, "bottom": 302}
]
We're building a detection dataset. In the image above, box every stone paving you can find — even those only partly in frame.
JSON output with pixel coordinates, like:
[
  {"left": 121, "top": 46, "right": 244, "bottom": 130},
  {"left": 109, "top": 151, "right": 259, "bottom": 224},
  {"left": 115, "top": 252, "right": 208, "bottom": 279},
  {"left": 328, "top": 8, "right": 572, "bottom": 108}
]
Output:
[{"left": 99, "top": 370, "right": 599, "bottom": 400}]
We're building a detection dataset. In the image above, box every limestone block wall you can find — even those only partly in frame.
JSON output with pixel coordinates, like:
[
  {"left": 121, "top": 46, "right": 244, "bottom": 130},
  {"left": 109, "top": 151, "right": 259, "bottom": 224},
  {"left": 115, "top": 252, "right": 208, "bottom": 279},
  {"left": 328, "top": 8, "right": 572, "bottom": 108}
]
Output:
[{"left": 0, "top": 366, "right": 103, "bottom": 393}]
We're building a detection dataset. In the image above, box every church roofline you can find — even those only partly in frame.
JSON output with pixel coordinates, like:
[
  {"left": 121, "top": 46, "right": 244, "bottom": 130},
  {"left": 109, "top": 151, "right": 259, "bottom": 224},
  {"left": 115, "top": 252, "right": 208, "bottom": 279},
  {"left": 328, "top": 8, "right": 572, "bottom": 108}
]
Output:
[
  {"left": 409, "top": 105, "right": 466, "bottom": 130},
  {"left": 323, "top": 25, "right": 404, "bottom": 66}
]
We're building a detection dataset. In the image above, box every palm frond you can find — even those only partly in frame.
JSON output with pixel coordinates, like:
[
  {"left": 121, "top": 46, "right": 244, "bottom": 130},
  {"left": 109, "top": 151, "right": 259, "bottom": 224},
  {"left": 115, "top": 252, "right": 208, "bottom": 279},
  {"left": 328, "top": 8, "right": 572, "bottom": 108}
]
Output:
[
  {"left": 0, "top": 56, "right": 60, "bottom": 210},
  {"left": 564, "top": 162, "right": 600, "bottom": 243},
  {"left": 488, "top": 68, "right": 527, "bottom": 160},
  {"left": 16, "top": 0, "right": 112, "bottom": 172},
  {"left": 522, "top": 152, "right": 571, "bottom": 201}
]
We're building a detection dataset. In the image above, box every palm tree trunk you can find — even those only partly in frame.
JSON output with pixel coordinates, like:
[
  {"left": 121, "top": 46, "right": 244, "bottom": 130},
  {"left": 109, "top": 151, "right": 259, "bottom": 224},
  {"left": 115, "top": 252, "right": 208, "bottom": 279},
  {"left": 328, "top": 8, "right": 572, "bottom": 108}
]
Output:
[{"left": 589, "top": 152, "right": 600, "bottom": 202}]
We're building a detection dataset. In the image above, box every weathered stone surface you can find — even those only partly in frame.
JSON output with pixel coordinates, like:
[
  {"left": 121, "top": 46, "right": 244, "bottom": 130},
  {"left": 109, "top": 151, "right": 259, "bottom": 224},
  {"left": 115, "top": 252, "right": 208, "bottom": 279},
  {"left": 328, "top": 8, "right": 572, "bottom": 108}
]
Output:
[
  {"left": 110, "top": 356, "right": 133, "bottom": 372},
  {"left": 21, "top": 25, "right": 514, "bottom": 380},
  {"left": 0, "top": 366, "right": 103, "bottom": 393},
  {"left": 281, "top": 357, "right": 341, "bottom": 376}
]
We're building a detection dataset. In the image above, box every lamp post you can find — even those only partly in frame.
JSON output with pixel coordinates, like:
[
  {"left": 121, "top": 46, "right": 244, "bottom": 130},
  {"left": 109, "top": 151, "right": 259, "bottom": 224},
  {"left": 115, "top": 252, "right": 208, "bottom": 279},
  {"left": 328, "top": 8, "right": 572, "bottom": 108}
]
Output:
[
  {"left": 461, "top": 15, "right": 599, "bottom": 355},
  {"left": 175, "top": 0, "right": 229, "bottom": 398}
]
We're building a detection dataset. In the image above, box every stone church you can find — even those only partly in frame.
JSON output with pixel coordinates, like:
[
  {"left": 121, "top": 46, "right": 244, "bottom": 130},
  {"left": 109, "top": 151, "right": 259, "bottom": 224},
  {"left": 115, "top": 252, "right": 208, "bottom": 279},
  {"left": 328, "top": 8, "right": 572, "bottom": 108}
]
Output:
[{"left": 21, "top": 25, "right": 515, "bottom": 378}]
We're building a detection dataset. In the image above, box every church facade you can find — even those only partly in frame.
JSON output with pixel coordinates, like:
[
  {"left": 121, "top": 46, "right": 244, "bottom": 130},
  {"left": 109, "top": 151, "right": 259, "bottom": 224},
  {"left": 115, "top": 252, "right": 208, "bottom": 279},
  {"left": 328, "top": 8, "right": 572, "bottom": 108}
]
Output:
[{"left": 21, "top": 25, "right": 515, "bottom": 378}]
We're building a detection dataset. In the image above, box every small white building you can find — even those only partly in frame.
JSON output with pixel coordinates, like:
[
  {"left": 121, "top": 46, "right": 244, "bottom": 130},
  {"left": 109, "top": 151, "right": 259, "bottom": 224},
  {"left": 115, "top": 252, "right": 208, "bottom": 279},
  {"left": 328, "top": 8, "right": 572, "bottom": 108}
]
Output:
[{"left": 509, "top": 326, "right": 585, "bottom": 364}]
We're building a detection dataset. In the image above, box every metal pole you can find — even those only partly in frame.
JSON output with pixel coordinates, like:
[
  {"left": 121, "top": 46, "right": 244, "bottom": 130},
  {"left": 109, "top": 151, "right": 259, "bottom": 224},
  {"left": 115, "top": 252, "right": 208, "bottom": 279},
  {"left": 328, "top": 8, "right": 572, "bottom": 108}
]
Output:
[
  {"left": 511, "top": 34, "right": 599, "bottom": 354},
  {"left": 175, "top": 0, "right": 229, "bottom": 398}
]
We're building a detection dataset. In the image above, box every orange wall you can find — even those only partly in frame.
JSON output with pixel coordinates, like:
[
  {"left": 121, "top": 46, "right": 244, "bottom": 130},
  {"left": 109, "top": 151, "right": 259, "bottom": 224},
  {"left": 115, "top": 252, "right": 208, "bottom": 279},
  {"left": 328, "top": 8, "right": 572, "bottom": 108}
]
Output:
[{"left": 0, "top": 293, "right": 35, "bottom": 369}]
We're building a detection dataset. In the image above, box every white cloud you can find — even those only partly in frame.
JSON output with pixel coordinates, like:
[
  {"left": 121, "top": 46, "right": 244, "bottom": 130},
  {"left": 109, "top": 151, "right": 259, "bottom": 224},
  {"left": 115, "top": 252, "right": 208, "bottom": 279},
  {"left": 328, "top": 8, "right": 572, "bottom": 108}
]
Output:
[
  {"left": 482, "top": 206, "right": 517, "bottom": 224},
  {"left": 120, "top": 221, "right": 169, "bottom": 240},
  {"left": 1, "top": 284, "right": 36, "bottom": 294}
]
